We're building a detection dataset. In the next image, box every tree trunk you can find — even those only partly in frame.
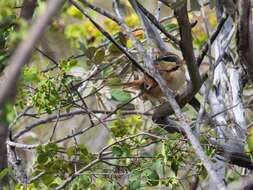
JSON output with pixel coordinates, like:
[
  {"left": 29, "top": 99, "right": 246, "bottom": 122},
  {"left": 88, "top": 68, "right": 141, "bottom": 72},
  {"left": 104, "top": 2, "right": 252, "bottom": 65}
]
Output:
[{"left": 0, "top": 123, "right": 8, "bottom": 188}]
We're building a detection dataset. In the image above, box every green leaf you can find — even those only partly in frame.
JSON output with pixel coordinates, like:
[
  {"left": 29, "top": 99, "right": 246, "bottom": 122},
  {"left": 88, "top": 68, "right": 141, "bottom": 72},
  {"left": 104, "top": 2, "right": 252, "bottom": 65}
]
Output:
[
  {"left": 49, "top": 177, "right": 62, "bottom": 188},
  {"left": 41, "top": 174, "right": 54, "bottom": 185},
  {"left": 37, "top": 153, "right": 48, "bottom": 165},
  {"left": 112, "top": 145, "right": 123, "bottom": 156},
  {"left": 111, "top": 89, "right": 131, "bottom": 103},
  {"left": 143, "top": 168, "right": 159, "bottom": 186},
  {"left": 154, "top": 159, "right": 164, "bottom": 176},
  {"left": 0, "top": 168, "right": 11, "bottom": 180},
  {"left": 68, "top": 59, "right": 78, "bottom": 67},
  {"left": 164, "top": 23, "right": 178, "bottom": 32},
  {"left": 94, "top": 49, "right": 105, "bottom": 63},
  {"left": 89, "top": 184, "right": 97, "bottom": 190},
  {"left": 193, "top": 33, "right": 208, "bottom": 49},
  {"left": 108, "top": 43, "right": 122, "bottom": 56},
  {"left": 121, "top": 144, "right": 130, "bottom": 156},
  {"left": 78, "top": 144, "right": 94, "bottom": 162},
  {"left": 3, "top": 104, "right": 15, "bottom": 123},
  {"left": 190, "top": 0, "right": 201, "bottom": 11},
  {"left": 60, "top": 59, "right": 78, "bottom": 72},
  {"left": 106, "top": 77, "right": 121, "bottom": 87},
  {"left": 45, "top": 143, "right": 58, "bottom": 154},
  {"left": 67, "top": 6, "right": 83, "bottom": 19},
  {"left": 78, "top": 175, "right": 92, "bottom": 187},
  {"left": 163, "top": 177, "right": 179, "bottom": 187},
  {"left": 110, "top": 121, "right": 128, "bottom": 137},
  {"left": 79, "top": 144, "right": 89, "bottom": 155},
  {"left": 198, "top": 163, "right": 208, "bottom": 180},
  {"left": 103, "top": 66, "right": 114, "bottom": 77},
  {"left": 67, "top": 146, "right": 76, "bottom": 158},
  {"left": 85, "top": 47, "right": 96, "bottom": 59},
  {"left": 64, "top": 24, "right": 86, "bottom": 41},
  {"left": 161, "top": 142, "right": 167, "bottom": 164},
  {"left": 118, "top": 32, "right": 127, "bottom": 46},
  {"left": 23, "top": 66, "right": 39, "bottom": 82},
  {"left": 171, "top": 160, "right": 179, "bottom": 176},
  {"left": 129, "top": 180, "right": 141, "bottom": 190}
]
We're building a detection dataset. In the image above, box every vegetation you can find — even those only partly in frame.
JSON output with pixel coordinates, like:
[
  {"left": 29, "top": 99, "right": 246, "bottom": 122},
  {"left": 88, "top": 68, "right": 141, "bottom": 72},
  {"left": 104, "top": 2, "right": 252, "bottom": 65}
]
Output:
[{"left": 0, "top": 0, "right": 253, "bottom": 189}]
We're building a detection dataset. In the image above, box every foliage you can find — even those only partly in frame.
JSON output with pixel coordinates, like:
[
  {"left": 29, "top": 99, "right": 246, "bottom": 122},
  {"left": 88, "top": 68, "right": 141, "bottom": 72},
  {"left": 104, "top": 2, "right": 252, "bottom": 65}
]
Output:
[{"left": 0, "top": 0, "right": 251, "bottom": 190}]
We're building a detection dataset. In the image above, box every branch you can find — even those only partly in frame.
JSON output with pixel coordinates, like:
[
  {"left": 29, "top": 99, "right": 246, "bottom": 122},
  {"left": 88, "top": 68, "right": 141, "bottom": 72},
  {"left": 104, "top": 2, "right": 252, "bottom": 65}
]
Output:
[
  {"left": 128, "top": 0, "right": 170, "bottom": 54},
  {"left": 152, "top": 73, "right": 207, "bottom": 119},
  {"left": 156, "top": 117, "right": 253, "bottom": 170},
  {"left": 174, "top": 3, "right": 201, "bottom": 91},
  {"left": 0, "top": 123, "right": 8, "bottom": 187},
  {"left": 237, "top": 0, "right": 253, "bottom": 84},
  {"left": 13, "top": 108, "right": 151, "bottom": 140},
  {"left": 20, "top": 0, "right": 37, "bottom": 21},
  {"left": 136, "top": 1, "right": 180, "bottom": 45},
  {"left": 197, "top": 14, "right": 228, "bottom": 66},
  {"left": 55, "top": 159, "right": 100, "bottom": 190},
  {"left": 158, "top": 0, "right": 170, "bottom": 7},
  {"left": 79, "top": 0, "right": 118, "bottom": 22},
  {"left": 35, "top": 47, "right": 58, "bottom": 66}
]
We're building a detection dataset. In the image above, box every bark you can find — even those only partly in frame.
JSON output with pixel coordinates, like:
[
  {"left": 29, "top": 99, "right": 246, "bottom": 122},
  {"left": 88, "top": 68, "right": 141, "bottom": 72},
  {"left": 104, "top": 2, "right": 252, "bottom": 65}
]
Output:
[
  {"left": 0, "top": 123, "right": 8, "bottom": 188},
  {"left": 20, "top": 0, "right": 37, "bottom": 21},
  {"left": 174, "top": 3, "right": 202, "bottom": 91},
  {"left": 237, "top": 0, "right": 253, "bottom": 84},
  {"left": 0, "top": 0, "right": 64, "bottom": 186},
  {"left": 0, "top": 1, "right": 37, "bottom": 188}
]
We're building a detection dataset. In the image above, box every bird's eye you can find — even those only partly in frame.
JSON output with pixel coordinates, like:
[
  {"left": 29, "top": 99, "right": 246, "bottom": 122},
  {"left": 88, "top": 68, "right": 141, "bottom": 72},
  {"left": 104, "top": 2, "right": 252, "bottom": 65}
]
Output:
[
  {"left": 143, "top": 83, "right": 151, "bottom": 91},
  {"left": 158, "top": 55, "right": 178, "bottom": 63}
]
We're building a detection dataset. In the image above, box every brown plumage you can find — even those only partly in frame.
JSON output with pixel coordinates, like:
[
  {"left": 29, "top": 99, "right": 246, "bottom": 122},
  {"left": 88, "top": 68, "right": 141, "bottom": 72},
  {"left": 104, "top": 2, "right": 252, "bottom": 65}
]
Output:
[{"left": 123, "top": 54, "right": 186, "bottom": 101}]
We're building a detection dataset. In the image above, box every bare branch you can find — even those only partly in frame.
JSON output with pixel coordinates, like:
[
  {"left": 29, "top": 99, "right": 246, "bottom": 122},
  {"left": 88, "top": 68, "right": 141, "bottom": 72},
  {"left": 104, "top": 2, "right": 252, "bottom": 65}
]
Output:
[
  {"left": 174, "top": 3, "right": 202, "bottom": 90},
  {"left": 197, "top": 15, "right": 228, "bottom": 66},
  {"left": 20, "top": 0, "right": 37, "bottom": 21},
  {"left": 237, "top": 0, "right": 253, "bottom": 84},
  {"left": 0, "top": 123, "right": 8, "bottom": 187},
  {"left": 79, "top": 0, "right": 118, "bottom": 22}
]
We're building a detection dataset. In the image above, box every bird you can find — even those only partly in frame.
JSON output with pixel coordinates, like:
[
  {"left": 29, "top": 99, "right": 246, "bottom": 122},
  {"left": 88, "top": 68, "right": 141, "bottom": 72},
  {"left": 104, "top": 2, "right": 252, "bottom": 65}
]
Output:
[{"left": 123, "top": 54, "right": 186, "bottom": 102}]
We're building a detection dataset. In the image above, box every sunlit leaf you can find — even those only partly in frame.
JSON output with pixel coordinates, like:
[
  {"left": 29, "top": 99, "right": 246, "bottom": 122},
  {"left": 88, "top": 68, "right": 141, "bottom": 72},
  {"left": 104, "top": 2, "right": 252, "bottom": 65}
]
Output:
[
  {"left": 0, "top": 168, "right": 11, "bottom": 180},
  {"left": 67, "top": 6, "right": 83, "bottom": 19}
]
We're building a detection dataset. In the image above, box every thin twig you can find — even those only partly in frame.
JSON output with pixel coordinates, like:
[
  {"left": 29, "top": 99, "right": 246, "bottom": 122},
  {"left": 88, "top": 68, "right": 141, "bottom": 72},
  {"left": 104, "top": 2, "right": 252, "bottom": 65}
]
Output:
[
  {"left": 197, "top": 15, "right": 228, "bottom": 66},
  {"left": 136, "top": 1, "right": 180, "bottom": 46},
  {"left": 35, "top": 47, "right": 58, "bottom": 66}
]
